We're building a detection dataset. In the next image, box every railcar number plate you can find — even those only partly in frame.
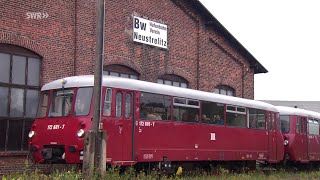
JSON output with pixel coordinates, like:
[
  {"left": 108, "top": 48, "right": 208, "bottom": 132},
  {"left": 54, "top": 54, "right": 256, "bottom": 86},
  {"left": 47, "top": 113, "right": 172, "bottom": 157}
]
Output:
[
  {"left": 143, "top": 154, "right": 154, "bottom": 159},
  {"left": 47, "top": 124, "right": 65, "bottom": 130},
  {"left": 136, "top": 121, "right": 155, "bottom": 127}
]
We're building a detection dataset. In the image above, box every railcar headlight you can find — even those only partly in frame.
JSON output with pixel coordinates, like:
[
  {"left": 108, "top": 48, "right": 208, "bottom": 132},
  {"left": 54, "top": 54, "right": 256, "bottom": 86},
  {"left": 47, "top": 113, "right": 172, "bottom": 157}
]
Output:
[
  {"left": 284, "top": 140, "right": 289, "bottom": 146},
  {"left": 77, "top": 129, "right": 85, "bottom": 138},
  {"left": 28, "top": 131, "right": 35, "bottom": 138}
]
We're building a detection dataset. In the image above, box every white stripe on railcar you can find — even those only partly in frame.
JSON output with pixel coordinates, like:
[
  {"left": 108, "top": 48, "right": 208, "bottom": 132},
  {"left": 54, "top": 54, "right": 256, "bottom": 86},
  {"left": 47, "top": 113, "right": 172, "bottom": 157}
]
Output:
[
  {"left": 276, "top": 106, "right": 320, "bottom": 119},
  {"left": 41, "top": 75, "right": 277, "bottom": 112}
]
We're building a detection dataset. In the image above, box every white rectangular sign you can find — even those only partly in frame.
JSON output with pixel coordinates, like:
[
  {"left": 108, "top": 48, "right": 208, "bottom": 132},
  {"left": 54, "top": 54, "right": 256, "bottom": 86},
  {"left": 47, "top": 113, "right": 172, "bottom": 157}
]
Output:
[{"left": 133, "top": 16, "right": 168, "bottom": 49}]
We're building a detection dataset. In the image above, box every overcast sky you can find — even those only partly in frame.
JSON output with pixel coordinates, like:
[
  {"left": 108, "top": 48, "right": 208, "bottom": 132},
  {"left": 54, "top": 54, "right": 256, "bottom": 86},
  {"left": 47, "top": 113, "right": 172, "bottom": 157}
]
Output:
[{"left": 199, "top": 0, "right": 320, "bottom": 101}]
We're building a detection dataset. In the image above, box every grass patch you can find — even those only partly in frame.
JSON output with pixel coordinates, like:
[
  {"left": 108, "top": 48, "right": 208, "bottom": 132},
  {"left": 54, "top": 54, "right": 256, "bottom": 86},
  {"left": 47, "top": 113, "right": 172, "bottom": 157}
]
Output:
[{"left": 3, "top": 167, "right": 320, "bottom": 180}]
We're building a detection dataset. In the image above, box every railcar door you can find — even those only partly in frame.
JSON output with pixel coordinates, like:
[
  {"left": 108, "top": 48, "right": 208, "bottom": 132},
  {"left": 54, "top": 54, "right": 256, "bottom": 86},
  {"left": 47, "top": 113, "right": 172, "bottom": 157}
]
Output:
[
  {"left": 267, "top": 112, "right": 277, "bottom": 161},
  {"left": 102, "top": 88, "right": 134, "bottom": 163},
  {"left": 120, "top": 90, "right": 135, "bottom": 162},
  {"left": 295, "top": 116, "right": 308, "bottom": 162},
  {"left": 275, "top": 113, "right": 284, "bottom": 161},
  {"left": 308, "top": 119, "right": 320, "bottom": 161}
]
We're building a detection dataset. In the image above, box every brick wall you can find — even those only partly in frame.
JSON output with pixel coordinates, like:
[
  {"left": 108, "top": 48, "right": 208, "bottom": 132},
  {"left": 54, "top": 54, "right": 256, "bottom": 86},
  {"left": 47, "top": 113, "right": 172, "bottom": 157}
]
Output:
[
  {"left": 0, "top": 0, "right": 257, "bottom": 174},
  {"left": 0, "top": 0, "right": 255, "bottom": 96},
  {"left": 100, "top": 0, "right": 255, "bottom": 98},
  {"left": 0, "top": 0, "right": 76, "bottom": 84}
]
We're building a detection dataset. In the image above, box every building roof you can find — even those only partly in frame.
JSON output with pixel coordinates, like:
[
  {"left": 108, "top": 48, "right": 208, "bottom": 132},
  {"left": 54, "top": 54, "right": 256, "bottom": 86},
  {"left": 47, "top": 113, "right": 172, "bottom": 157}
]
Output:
[
  {"left": 262, "top": 100, "right": 320, "bottom": 113},
  {"left": 193, "top": 0, "right": 267, "bottom": 74}
]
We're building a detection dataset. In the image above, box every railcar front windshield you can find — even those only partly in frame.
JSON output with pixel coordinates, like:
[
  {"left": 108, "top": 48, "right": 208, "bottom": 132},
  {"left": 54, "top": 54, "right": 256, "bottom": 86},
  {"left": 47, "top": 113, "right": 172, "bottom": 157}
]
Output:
[
  {"left": 280, "top": 115, "right": 290, "bottom": 133},
  {"left": 49, "top": 89, "right": 74, "bottom": 117}
]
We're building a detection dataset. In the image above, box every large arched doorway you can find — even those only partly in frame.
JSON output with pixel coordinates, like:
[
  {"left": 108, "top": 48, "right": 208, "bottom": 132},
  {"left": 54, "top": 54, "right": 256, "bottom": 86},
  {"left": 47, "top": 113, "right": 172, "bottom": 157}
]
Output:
[
  {"left": 0, "top": 44, "right": 42, "bottom": 151},
  {"left": 103, "top": 64, "right": 139, "bottom": 79},
  {"left": 214, "top": 85, "right": 235, "bottom": 96},
  {"left": 157, "top": 74, "right": 188, "bottom": 88}
]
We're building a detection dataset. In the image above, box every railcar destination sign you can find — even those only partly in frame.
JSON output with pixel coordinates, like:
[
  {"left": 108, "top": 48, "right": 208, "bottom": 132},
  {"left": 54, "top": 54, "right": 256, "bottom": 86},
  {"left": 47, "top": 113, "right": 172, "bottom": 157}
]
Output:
[{"left": 133, "top": 16, "right": 167, "bottom": 49}]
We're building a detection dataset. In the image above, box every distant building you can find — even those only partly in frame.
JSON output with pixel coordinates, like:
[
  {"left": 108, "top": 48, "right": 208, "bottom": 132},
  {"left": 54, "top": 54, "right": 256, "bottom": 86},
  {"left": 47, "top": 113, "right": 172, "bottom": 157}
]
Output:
[{"left": 261, "top": 100, "right": 320, "bottom": 113}]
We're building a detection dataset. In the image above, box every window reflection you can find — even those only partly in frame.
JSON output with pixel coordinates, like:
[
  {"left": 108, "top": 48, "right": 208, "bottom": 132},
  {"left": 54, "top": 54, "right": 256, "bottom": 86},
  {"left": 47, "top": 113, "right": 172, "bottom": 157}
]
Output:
[
  {"left": 125, "top": 93, "right": 132, "bottom": 119},
  {"left": 10, "top": 88, "right": 24, "bottom": 117},
  {"left": 0, "top": 87, "right": 9, "bottom": 117},
  {"left": 36, "top": 91, "right": 49, "bottom": 118},
  {"left": 0, "top": 53, "right": 10, "bottom": 83},
  {"left": 27, "top": 58, "right": 40, "bottom": 86},
  {"left": 140, "top": 92, "right": 171, "bottom": 121},
  {"left": 0, "top": 44, "right": 41, "bottom": 151},
  {"left": 215, "top": 85, "right": 235, "bottom": 97},
  {"left": 103, "top": 88, "right": 112, "bottom": 116},
  {"left": 26, "top": 90, "right": 39, "bottom": 118},
  {"left": 202, "top": 101, "right": 224, "bottom": 125},
  {"left": 116, "top": 92, "right": 122, "bottom": 118},
  {"left": 12, "top": 56, "right": 26, "bottom": 85},
  {"left": 157, "top": 74, "right": 188, "bottom": 88}
]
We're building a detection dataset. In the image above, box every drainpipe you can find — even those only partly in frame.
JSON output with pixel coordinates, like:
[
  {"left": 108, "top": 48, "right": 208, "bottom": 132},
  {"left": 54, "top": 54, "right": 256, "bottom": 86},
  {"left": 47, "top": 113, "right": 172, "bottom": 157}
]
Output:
[
  {"left": 196, "top": 23, "right": 200, "bottom": 90},
  {"left": 73, "top": 0, "right": 77, "bottom": 76},
  {"left": 242, "top": 65, "right": 250, "bottom": 98}
]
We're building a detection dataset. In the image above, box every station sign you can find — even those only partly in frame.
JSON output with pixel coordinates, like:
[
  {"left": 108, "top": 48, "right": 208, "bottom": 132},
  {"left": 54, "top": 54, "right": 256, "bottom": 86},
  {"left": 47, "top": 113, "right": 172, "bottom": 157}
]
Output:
[{"left": 133, "top": 16, "right": 168, "bottom": 49}]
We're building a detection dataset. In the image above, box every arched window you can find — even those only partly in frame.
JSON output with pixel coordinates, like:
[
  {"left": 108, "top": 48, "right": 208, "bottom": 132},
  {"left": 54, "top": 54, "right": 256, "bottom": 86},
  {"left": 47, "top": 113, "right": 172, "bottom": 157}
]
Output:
[
  {"left": 0, "top": 44, "right": 41, "bottom": 151},
  {"left": 103, "top": 64, "right": 139, "bottom": 79},
  {"left": 215, "top": 85, "right": 235, "bottom": 96},
  {"left": 157, "top": 74, "right": 188, "bottom": 88}
]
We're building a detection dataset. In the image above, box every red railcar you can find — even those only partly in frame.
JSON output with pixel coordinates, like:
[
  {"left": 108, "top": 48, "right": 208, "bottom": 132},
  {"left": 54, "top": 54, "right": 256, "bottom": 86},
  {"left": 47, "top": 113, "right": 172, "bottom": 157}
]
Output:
[
  {"left": 277, "top": 106, "right": 320, "bottom": 164},
  {"left": 29, "top": 75, "right": 284, "bottom": 169}
]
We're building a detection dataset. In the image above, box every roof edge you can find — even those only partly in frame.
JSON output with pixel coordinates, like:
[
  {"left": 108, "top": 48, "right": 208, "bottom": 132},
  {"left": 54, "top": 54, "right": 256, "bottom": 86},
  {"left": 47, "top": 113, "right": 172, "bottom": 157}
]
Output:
[{"left": 193, "top": 0, "right": 268, "bottom": 74}]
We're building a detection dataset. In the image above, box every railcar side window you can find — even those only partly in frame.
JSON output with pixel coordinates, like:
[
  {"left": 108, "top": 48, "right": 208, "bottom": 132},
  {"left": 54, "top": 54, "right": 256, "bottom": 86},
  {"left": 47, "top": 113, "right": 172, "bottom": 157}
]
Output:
[
  {"left": 174, "top": 98, "right": 186, "bottom": 104},
  {"left": 116, "top": 92, "right": 122, "bottom": 118},
  {"left": 74, "top": 87, "right": 93, "bottom": 116},
  {"left": 173, "top": 98, "right": 200, "bottom": 123},
  {"left": 308, "top": 119, "right": 319, "bottom": 135},
  {"left": 302, "top": 117, "right": 307, "bottom": 133},
  {"left": 188, "top": 100, "right": 199, "bottom": 106},
  {"left": 268, "top": 112, "right": 275, "bottom": 130},
  {"left": 36, "top": 91, "right": 49, "bottom": 118},
  {"left": 202, "top": 101, "right": 224, "bottom": 125},
  {"left": 277, "top": 113, "right": 281, "bottom": 131},
  {"left": 280, "top": 115, "right": 290, "bottom": 133},
  {"left": 140, "top": 92, "right": 171, "bottom": 121},
  {"left": 296, "top": 116, "right": 302, "bottom": 133},
  {"left": 249, "top": 108, "right": 266, "bottom": 129},
  {"left": 296, "top": 116, "right": 307, "bottom": 134},
  {"left": 226, "top": 105, "right": 247, "bottom": 128},
  {"left": 125, "top": 93, "right": 132, "bottom": 119},
  {"left": 256, "top": 110, "right": 266, "bottom": 129},
  {"left": 48, "top": 89, "right": 74, "bottom": 117},
  {"left": 103, "top": 88, "right": 112, "bottom": 116},
  {"left": 248, "top": 108, "right": 256, "bottom": 128},
  {"left": 272, "top": 113, "right": 275, "bottom": 130},
  {"left": 315, "top": 119, "right": 320, "bottom": 135}
]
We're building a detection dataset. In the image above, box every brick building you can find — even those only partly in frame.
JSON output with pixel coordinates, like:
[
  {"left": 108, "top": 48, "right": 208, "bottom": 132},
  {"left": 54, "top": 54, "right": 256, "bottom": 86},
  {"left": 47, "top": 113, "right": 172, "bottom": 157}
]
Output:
[{"left": 0, "top": 0, "right": 267, "bottom": 175}]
